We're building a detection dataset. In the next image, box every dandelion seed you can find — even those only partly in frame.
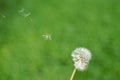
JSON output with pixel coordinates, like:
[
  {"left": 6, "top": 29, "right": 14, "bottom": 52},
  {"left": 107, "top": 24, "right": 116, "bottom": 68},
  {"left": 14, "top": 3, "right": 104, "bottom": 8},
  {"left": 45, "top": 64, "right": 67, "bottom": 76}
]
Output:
[
  {"left": 23, "top": 12, "right": 31, "bottom": 17},
  {"left": 1, "top": 15, "right": 6, "bottom": 18},
  {"left": 19, "top": 8, "right": 31, "bottom": 17},
  {"left": 70, "top": 47, "right": 92, "bottom": 80},
  {"left": 18, "top": 8, "right": 32, "bottom": 22},
  {"left": 0, "top": 13, "right": 6, "bottom": 18},
  {"left": 19, "top": 8, "right": 25, "bottom": 13},
  {"left": 42, "top": 34, "right": 52, "bottom": 40}
]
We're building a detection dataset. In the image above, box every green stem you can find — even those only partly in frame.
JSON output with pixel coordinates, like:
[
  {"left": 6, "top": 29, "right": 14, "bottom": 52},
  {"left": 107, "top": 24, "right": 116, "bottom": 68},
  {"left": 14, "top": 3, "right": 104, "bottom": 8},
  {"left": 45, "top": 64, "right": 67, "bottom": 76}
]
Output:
[{"left": 70, "top": 68, "right": 76, "bottom": 80}]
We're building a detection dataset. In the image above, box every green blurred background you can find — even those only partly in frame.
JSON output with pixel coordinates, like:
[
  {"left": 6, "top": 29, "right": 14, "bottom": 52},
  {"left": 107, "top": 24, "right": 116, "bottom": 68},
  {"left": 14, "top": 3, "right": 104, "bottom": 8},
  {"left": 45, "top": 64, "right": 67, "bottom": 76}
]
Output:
[{"left": 0, "top": 0, "right": 120, "bottom": 80}]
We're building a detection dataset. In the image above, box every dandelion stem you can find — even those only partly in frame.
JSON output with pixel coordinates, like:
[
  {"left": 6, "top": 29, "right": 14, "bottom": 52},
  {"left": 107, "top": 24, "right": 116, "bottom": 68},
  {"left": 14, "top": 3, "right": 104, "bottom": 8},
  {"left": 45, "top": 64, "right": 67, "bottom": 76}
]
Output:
[{"left": 70, "top": 68, "right": 76, "bottom": 80}]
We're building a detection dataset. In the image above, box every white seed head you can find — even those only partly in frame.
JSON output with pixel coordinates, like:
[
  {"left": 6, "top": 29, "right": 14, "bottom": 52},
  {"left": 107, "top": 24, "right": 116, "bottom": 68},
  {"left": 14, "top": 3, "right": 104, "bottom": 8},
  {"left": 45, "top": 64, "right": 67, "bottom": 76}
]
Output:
[{"left": 71, "top": 47, "right": 92, "bottom": 71}]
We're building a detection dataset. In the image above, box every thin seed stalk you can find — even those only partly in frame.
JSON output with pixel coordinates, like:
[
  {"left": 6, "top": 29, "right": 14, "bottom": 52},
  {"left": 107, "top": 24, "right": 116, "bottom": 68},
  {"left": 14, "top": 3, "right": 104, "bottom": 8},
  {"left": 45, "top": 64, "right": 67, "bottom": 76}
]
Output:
[{"left": 70, "top": 68, "right": 76, "bottom": 80}]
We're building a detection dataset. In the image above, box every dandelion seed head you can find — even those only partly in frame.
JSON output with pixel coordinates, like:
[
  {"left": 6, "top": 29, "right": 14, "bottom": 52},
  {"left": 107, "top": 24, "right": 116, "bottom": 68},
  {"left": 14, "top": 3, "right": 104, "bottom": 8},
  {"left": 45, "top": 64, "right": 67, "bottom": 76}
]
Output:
[{"left": 71, "top": 47, "right": 92, "bottom": 71}]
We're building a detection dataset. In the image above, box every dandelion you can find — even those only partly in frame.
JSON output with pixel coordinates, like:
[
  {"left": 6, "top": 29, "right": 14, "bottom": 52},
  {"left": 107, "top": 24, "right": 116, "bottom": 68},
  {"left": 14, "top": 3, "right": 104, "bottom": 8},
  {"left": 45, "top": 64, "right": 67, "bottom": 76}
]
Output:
[{"left": 70, "top": 47, "right": 92, "bottom": 80}]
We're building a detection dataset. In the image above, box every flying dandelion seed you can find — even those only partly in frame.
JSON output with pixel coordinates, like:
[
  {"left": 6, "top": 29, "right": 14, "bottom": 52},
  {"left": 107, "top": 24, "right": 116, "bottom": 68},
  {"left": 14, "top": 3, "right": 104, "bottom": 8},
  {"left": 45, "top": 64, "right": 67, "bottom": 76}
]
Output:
[
  {"left": 0, "top": 13, "right": 6, "bottom": 18},
  {"left": 19, "top": 8, "right": 31, "bottom": 17},
  {"left": 18, "top": 8, "right": 32, "bottom": 22},
  {"left": 19, "top": 8, "right": 25, "bottom": 13},
  {"left": 1, "top": 15, "right": 6, "bottom": 18},
  {"left": 42, "top": 34, "right": 52, "bottom": 40},
  {"left": 70, "top": 47, "right": 92, "bottom": 80},
  {"left": 23, "top": 12, "right": 32, "bottom": 22},
  {"left": 23, "top": 12, "right": 31, "bottom": 17},
  {"left": 0, "top": 13, "right": 6, "bottom": 23}
]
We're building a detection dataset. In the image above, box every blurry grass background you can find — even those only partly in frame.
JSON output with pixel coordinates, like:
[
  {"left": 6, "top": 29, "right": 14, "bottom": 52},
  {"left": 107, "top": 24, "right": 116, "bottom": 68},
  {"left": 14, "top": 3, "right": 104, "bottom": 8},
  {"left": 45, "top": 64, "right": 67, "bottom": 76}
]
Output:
[{"left": 0, "top": 0, "right": 120, "bottom": 80}]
